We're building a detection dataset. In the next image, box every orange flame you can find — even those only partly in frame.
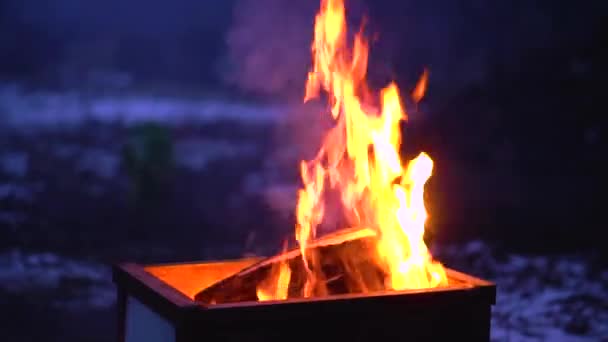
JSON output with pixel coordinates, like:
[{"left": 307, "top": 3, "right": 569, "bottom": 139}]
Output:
[
  {"left": 259, "top": 0, "right": 447, "bottom": 300},
  {"left": 412, "top": 68, "right": 428, "bottom": 104},
  {"left": 257, "top": 241, "right": 292, "bottom": 301}
]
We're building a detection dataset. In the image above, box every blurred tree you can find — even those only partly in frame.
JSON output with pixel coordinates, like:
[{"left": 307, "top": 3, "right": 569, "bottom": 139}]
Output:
[{"left": 122, "top": 122, "right": 174, "bottom": 210}]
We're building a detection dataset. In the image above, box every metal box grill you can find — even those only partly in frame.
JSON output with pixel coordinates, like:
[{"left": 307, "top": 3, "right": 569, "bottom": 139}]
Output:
[{"left": 113, "top": 258, "right": 495, "bottom": 342}]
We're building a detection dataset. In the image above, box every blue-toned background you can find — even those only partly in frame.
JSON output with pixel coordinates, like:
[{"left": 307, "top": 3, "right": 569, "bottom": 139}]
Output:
[{"left": 1, "top": 0, "right": 606, "bottom": 340}]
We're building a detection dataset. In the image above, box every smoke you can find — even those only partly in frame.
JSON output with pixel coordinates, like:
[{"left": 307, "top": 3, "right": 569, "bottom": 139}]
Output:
[
  {"left": 220, "top": 0, "right": 495, "bottom": 103},
  {"left": 221, "top": 0, "right": 337, "bottom": 228},
  {"left": 223, "top": 0, "right": 400, "bottom": 236},
  {"left": 220, "top": 0, "right": 314, "bottom": 99},
  {"left": 221, "top": 0, "right": 372, "bottom": 99}
]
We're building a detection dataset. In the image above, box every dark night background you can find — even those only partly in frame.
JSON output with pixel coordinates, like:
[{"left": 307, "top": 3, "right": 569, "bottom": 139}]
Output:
[{"left": 0, "top": 0, "right": 607, "bottom": 341}]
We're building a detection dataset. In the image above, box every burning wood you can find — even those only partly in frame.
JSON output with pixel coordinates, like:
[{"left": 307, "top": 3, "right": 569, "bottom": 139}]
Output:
[
  {"left": 194, "top": 228, "right": 384, "bottom": 304},
  {"left": 199, "top": 0, "right": 448, "bottom": 304}
]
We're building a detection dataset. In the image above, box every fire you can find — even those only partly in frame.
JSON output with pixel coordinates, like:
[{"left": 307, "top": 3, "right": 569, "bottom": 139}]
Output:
[
  {"left": 257, "top": 242, "right": 292, "bottom": 301},
  {"left": 257, "top": 0, "right": 447, "bottom": 301}
]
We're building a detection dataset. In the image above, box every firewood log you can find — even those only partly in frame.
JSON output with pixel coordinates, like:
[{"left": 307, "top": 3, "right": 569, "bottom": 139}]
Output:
[{"left": 194, "top": 228, "right": 386, "bottom": 304}]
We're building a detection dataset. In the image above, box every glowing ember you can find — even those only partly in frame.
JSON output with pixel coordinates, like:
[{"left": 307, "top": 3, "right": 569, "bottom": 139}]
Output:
[{"left": 257, "top": 0, "right": 447, "bottom": 301}]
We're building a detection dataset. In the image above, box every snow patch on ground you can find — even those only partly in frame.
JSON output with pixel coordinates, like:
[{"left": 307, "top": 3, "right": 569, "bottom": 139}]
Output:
[
  {"left": 76, "top": 148, "right": 121, "bottom": 180},
  {"left": 0, "top": 183, "right": 35, "bottom": 202},
  {"left": 439, "top": 242, "right": 608, "bottom": 341},
  {"left": 51, "top": 144, "right": 86, "bottom": 160},
  {"left": 49, "top": 139, "right": 260, "bottom": 178},
  {"left": 0, "top": 152, "right": 29, "bottom": 178},
  {"left": 174, "top": 139, "right": 259, "bottom": 171},
  {"left": 0, "top": 83, "right": 284, "bottom": 130},
  {"left": 0, "top": 249, "right": 115, "bottom": 309}
]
